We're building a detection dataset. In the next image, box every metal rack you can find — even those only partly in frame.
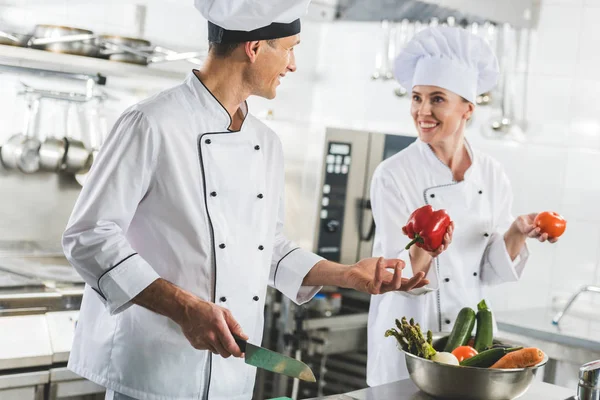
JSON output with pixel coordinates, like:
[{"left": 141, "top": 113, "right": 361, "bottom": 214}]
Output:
[{"left": 0, "top": 44, "right": 187, "bottom": 90}]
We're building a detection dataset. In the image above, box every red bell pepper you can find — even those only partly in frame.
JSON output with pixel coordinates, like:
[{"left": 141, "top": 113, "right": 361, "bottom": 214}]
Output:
[{"left": 402, "top": 205, "right": 452, "bottom": 252}]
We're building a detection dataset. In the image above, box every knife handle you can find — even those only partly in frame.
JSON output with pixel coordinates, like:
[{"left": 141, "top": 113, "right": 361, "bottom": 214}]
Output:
[{"left": 233, "top": 335, "right": 247, "bottom": 352}]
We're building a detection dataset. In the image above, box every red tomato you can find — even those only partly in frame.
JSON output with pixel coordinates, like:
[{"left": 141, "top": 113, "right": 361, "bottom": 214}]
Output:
[
  {"left": 451, "top": 346, "right": 478, "bottom": 362},
  {"left": 534, "top": 211, "right": 567, "bottom": 238}
]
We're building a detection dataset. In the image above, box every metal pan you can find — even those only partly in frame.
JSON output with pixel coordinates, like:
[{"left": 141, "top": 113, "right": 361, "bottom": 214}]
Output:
[
  {"left": 0, "top": 31, "right": 31, "bottom": 47},
  {"left": 98, "top": 35, "right": 153, "bottom": 65},
  {"left": 29, "top": 25, "right": 98, "bottom": 57}
]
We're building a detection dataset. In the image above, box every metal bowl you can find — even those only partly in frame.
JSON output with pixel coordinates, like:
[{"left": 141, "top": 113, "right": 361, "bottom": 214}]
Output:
[{"left": 404, "top": 333, "right": 548, "bottom": 400}]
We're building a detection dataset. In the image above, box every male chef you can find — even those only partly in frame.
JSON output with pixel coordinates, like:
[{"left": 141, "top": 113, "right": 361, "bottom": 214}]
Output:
[{"left": 62, "top": 1, "right": 428, "bottom": 399}]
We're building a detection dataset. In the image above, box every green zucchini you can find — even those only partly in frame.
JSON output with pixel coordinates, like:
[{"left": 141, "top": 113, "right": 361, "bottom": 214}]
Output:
[
  {"left": 443, "top": 307, "right": 476, "bottom": 353},
  {"left": 474, "top": 299, "right": 493, "bottom": 352},
  {"left": 460, "top": 346, "right": 522, "bottom": 368}
]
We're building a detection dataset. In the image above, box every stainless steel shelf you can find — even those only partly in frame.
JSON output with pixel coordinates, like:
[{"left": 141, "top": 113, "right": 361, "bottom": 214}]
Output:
[{"left": 0, "top": 44, "right": 187, "bottom": 89}]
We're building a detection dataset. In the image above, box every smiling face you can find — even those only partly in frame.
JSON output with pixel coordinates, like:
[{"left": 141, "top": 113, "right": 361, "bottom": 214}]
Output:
[
  {"left": 410, "top": 85, "right": 474, "bottom": 146},
  {"left": 245, "top": 34, "right": 300, "bottom": 99}
]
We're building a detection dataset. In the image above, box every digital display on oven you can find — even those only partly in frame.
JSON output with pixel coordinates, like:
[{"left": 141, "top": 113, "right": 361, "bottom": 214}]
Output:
[{"left": 329, "top": 143, "right": 350, "bottom": 155}]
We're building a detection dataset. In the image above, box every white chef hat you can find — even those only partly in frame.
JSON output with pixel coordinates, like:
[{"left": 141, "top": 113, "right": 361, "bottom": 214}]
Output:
[
  {"left": 394, "top": 26, "right": 499, "bottom": 104},
  {"left": 194, "top": 0, "right": 311, "bottom": 44}
]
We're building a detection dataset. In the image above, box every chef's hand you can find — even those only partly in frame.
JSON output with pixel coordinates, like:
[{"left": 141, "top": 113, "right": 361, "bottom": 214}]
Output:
[
  {"left": 511, "top": 213, "right": 559, "bottom": 244},
  {"left": 132, "top": 279, "right": 248, "bottom": 358},
  {"left": 176, "top": 297, "right": 248, "bottom": 359},
  {"left": 405, "top": 222, "right": 453, "bottom": 277},
  {"left": 344, "top": 257, "right": 429, "bottom": 294},
  {"left": 415, "top": 221, "right": 455, "bottom": 257}
]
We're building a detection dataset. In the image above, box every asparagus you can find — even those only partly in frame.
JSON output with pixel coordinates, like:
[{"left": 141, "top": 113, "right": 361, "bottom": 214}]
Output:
[{"left": 385, "top": 316, "right": 437, "bottom": 360}]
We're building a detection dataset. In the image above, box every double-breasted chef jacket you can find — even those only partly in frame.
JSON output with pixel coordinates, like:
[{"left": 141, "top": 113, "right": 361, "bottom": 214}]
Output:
[
  {"left": 366, "top": 138, "right": 529, "bottom": 386},
  {"left": 62, "top": 71, "right": 324, "bottom": 400}
]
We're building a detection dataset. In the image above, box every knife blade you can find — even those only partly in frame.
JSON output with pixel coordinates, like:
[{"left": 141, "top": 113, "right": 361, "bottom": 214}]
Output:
[{"left": 234, "top": 336, "right": 316, "bottom": 382}]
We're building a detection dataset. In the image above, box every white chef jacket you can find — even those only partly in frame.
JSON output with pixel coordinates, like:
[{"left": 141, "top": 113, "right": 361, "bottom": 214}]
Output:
[
  {"left": 62, "top": 71, "right": 323, "bottom": 400},
  {"left": 366, "top": 138, "right": 529, "bottom": 386}
]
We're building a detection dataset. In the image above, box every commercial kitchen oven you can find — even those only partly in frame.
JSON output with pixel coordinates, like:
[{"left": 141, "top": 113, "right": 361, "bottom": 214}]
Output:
[{"left": 312, "top": 127, "right": 416, "bottom": 265}]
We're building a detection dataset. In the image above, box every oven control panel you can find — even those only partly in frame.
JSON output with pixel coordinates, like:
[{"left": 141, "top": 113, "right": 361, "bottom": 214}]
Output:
[{"left": 316, "top": 142, "right": 352, "bottom": 262}]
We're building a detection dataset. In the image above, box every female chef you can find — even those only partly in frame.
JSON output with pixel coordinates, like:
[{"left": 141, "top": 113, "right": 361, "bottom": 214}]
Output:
[{"left": 366, "top": 26, "right": 559, "bottom": 386}]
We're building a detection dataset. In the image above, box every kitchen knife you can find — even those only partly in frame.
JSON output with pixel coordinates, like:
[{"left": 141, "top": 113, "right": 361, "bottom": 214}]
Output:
[{"left": 233, "top": 336, "right": 316, "bottom": 382}]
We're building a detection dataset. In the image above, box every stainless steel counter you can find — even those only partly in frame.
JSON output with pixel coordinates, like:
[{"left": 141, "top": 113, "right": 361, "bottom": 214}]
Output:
[{"left": 303, "top": 379, "right": 575, "bottom": 400}]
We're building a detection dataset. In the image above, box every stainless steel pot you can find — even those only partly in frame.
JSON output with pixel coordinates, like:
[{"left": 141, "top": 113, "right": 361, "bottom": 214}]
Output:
[
  {"left": 404, "top": 332, "right": 548, "bottom": 400},
  {"left": 16, "top": 137, "right": 42, "bottom": 173},
  {"left": 0, "top": 97, "right": 42, "bottom": 173},
  {"left": 1, "top": 134, "right": 28, "bottom": 170},
  {"left": 39, "top": 137, "right": 67, "bottom": 172},
  {"left": 63, "top": 103, "right": 92, "bottom": 174},
  {"left": 0, "top": 135, "right": 42, "bottom": 173},
  {"left": 63, "top": 138, "right": 92, "bottom": 174},
  {"left": 74, "top": 100, "right": 107, "bottom": 186},
  {"left": 29, "top": 25, "right": 98, "bottom": 57},
  {"left": 99, "top": 35, "right": 153, "bottom": 65}
]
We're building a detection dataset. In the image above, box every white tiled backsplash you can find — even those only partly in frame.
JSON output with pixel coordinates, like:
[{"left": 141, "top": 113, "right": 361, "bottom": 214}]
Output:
[{"left": 1, "top": 1, "right": 599, "bottom": 324}]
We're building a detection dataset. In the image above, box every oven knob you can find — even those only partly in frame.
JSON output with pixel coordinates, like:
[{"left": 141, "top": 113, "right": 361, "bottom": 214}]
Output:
[{"left": 325, "top": 219, "right": 340, "bottom": 233}]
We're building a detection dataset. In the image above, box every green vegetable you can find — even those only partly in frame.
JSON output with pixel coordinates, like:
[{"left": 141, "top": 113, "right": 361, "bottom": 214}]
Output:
[
  {"left": 443, "top": 307, "right": 476, "bottom": 353},
  {"left": 474, "top": 299, "right": 494, "bottom": 352},
  {"left": 385, "top": 317, "right": 437, "bottom": 360},
  {"left": 460, "top": 346, "right": 523, "bottom": 368}
]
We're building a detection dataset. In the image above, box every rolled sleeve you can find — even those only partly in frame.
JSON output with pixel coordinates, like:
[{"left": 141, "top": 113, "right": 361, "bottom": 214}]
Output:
[{"left": 98, "top": 254, "right": 160, "bottom": 315}]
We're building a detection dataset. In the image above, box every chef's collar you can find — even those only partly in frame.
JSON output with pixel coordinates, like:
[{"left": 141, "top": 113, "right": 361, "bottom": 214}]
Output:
[
  {"left": 186, "top": 71, "right": 248, "bottom": 131},
  {"left": 417, "top": 138, "right": 476, "bottom": 182}
]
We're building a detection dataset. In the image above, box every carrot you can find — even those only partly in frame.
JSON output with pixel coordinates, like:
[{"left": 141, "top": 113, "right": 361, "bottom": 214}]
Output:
[{"left": 490, "top": 348, "right": 545, "bottom": 369}]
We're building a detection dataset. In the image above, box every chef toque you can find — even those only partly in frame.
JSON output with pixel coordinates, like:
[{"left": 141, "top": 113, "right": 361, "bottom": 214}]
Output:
[
  {"left": 394, "top": 26, "right": 499, "bottom": 104},
  {"left": 194, "top": 0, "right": 311, "bottom": 44}
]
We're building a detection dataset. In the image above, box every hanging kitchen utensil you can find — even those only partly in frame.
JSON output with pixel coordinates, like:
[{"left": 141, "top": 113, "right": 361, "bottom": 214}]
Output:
[
  {"left": 75, "top": 99, "right": 106, "bottom": 186},
  {"left": 38, "top": 99, "right": 67, "bottom": 172},
  {"left": 0, "top": 95, "right": 42, "bottom": 173},
  {"left": 28, "top": 25, "right": 99, "bottom": 57},
  {"left": 476, "top": 22, "right": 498, "bottom": 106},
  {"left": 0, "top": 96, "right": 32, "bottom": 170},
  {"left": 63, "top": 102, "right": 92, "bottom": 175},
  {"left": 393, "top": 19, "right": 410, "bottom": 98},
  {"left": 39, "top": 136, "right": 67, "bottom": 172},
  {"left": 17, "top": 97, "right": 42, "bottom": 174},
  {"left": 490, "top": 24, "right": 516, "bottom": 134},
  {"left": 371, "top": 20, "right": 390, "bottom": 80},
  {"left": 381, "top": 21, "right": 396, "bottom": 80}
]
